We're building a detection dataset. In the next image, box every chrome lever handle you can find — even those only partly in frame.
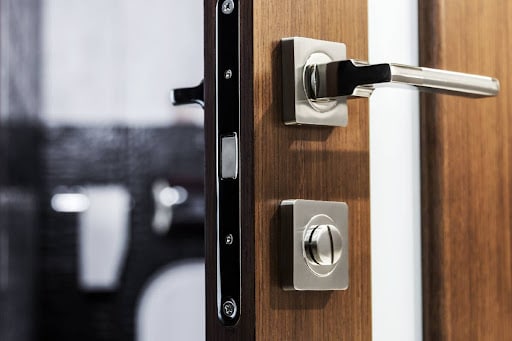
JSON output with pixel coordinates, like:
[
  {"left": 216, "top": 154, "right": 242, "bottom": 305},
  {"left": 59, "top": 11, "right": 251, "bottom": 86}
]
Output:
[
  {"left": 306, "top": 60, "right": 500, "bottom": 100},
  {"left": 281, "top": 37, "right": 500, "bottom": 127}
]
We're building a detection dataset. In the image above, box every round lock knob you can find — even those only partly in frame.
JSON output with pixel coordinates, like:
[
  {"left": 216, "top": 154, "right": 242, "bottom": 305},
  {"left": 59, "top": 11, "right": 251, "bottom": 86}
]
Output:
[{"left": 304, "top": 224, "right": 343, "bottom": 266}]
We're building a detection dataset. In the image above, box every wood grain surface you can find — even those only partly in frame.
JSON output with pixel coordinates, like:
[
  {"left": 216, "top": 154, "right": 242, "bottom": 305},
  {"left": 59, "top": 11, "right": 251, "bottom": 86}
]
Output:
[
  {"left": 206, "top": 0, "right": 371, "bottom": 339},
  {"left": 253, "top": 1, "right": 371, "bottom": 340},
  {"left": 420, "top": 1, "right": 512, "bottom": 340}
]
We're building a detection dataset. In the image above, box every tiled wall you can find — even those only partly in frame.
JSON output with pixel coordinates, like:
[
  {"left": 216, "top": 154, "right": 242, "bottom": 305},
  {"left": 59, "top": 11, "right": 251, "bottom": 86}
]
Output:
[{"left": 40, "top": 126, "right": 204, "bottom": 340}]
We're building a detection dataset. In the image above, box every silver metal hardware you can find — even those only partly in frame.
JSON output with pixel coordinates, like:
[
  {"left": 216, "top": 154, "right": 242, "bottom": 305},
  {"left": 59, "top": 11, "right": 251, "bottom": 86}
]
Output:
[
  {"left": 221, "top": 0, "right": 235, "bottom": 15},
  {"left": 282, "top": 37, "right": 500, "bottom": 126},
  {"left": 307, "top": 60, "right": 500, "bottom": 99},
  {"left": 220, "top": 134, "right": 238, "bottom": 179},
  {"left": 216, "top": 0, "right": 241, "bottom": 325},
  {"left": 281, "top": 37, "right": 348, "bottom": 126},
  {"left": 280, "top": 199, "right": 349, "bottom": 291},
  {"left": 304, "top": 224, "right": 343, "bottom": 266},
  {"left": 222, "top": 299, "right": 237, "bottom": 318}
]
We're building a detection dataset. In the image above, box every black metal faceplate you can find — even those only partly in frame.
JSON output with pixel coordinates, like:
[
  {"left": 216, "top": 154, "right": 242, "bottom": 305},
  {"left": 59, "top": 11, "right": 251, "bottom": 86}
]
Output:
[{"left": 216, "top": 0, "right": 241, "bottom": 326}]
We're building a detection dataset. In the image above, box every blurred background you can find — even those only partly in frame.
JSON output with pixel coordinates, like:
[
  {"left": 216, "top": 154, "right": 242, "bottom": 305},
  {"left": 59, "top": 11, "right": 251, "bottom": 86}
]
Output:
[
  {"left": 0, "top": 0, "right": 205, "bottom": 340},
  {"left": 0, "top": 0, "right": 425, "bottom": 340}
]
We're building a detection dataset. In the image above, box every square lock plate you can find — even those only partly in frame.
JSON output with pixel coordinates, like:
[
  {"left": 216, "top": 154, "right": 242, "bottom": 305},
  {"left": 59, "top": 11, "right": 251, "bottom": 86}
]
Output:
[
  {"left": 281, "top": 37, "right": 348, "bottom": 126},
  {"left": 280, "top": 199, "right": 349, "bottom": 291}
]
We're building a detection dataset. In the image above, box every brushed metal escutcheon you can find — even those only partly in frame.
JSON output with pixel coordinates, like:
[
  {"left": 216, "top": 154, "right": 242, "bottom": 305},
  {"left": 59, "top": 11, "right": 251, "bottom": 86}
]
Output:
[{"left": 280, "top": 199, "right": 349, "bottom": 291}]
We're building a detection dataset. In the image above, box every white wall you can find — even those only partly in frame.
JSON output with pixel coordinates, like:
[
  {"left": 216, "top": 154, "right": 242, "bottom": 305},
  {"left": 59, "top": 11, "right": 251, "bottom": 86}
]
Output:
[
  {"left": 368, "top": 0, "right": 422, "bottom": 340},
  {"left": 137, "top": 260, "right": 205, "bottom": 341},
  {"left": 41, "top": 0, "right": 204, "bottom": 126}
]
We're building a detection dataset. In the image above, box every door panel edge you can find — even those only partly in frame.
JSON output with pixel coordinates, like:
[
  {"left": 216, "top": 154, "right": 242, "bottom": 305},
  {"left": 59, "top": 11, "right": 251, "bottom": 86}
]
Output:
[{"left": 205, "top": 0, "right": 255, "bottom": 339}]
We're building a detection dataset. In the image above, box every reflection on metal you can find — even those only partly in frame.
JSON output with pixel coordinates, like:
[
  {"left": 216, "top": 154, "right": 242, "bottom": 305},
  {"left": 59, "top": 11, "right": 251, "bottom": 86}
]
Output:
[
  {"left": 304, "top": 224, "right": 343, "bottom": 266},
  {"left": 281, "top": 37, "right": 348, "bottom": 127},
  {"left": 307, "top": 60, "right": 500, "bottom": 99},
  {"left": 152, "top": 180, "right": 189, "bottom": 235},
  {"left": 221, "top": 298, "right": 237, "bottom": 319},
  {"left": 51, "top": 192, "right": 90, "bottom": 212},
  {"left": 220, "top": 134, "right": 238, "bottom": 179},
  {"left": 215, "top": 0, "right": 242, "bottom": 326},
  {"left": 282, "top": 37, "right": 500, "bottom": 127},
  {"left": 221, "top": 0, "right": 235, "bottom": 15}
]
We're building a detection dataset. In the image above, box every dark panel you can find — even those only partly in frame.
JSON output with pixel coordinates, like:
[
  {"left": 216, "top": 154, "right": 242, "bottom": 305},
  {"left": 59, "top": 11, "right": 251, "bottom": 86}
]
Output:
[
  {"left": 0, "top": 1, "right": 42, "bottom": 336},
  {"left": 39, "top": 126, "right": 205, "bottom": 341},
  {"left": 0, "top": 124, "right": 41, "bottom": 188},
  {"left": 0, "top": 190, "right": 38, "bottom": 341},
  {"left": 204, "top": 0, "right": 255, "bottom": 339}
]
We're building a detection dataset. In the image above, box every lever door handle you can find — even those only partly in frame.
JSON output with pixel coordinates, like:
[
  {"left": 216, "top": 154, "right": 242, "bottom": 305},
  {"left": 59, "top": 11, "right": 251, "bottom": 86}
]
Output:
[
  {"left": 306, "top": 60, "right": 500, "bottom": 99},
  {"left": 281, "top": 37, "right": 500, "bottom": 127},
  {"left": 172, "top": 80, "right": 204, "bottom": 108}
]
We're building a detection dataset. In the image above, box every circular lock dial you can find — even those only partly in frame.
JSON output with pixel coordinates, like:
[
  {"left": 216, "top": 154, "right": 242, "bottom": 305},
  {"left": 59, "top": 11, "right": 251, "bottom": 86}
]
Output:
[{"left": 304, "top": 224, "right": 343, "bottom": 266}]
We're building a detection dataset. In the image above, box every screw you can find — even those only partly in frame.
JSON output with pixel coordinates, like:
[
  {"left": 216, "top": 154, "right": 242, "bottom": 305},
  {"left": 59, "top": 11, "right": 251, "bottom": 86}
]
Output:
[
  {"left": 225, "top": 234, "right": 233, "bottom": 245},
  {"left": 222, "top": 299, "right": 237, "bottom": 318},
  {"left": 224, "top": 69, "right": 233, "bottom": 79},
  {"left": 221, "top": 0, "right": 235, "bottom": 15}
]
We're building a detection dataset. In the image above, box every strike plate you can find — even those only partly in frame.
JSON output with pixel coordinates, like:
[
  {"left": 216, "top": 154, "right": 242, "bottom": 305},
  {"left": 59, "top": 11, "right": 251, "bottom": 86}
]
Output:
[
  {"left": 280, "top": 199, "right": 349, "bottom": 291},
  {"left": 281, "top": 37, "right": 348, "bottom": 127}
]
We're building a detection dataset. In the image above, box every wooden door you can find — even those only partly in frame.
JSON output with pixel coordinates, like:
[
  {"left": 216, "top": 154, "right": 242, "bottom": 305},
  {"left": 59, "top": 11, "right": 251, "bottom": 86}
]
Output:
[
  {"left": 205, "top": 0, "right": 371, "bottom": 340},
  {"left": 420, "top": 0, "right": 512, "bottom": 340}
]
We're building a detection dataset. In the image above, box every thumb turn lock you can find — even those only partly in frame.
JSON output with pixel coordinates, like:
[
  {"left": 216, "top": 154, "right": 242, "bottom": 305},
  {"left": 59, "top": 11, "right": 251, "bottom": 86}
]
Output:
[
  {"left": 304, "top": 224, "right": 343, "bottom": 266},
  {"left": 280, "top": 199, "right": 349, "bottom": 291},
  {"left": 278, "top": 38, "right": 500, "bottom": 290},
  {"left": 281, "top": 37, "right": 500, "bottom": 127}
]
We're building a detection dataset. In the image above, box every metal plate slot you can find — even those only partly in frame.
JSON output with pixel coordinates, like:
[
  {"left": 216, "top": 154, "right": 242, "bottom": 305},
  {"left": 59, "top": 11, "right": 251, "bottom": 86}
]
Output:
[{"left": 215, "top": 0, "right": 241, "bottom": 326}]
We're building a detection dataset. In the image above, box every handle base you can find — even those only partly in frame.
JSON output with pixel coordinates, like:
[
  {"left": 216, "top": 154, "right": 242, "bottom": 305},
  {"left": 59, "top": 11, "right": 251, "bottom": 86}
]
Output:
[
  {"left": 281, "top": 37, "right": 499, "bottom": 127},
  {"left": 281, "top": 37, "right": 348, "bottom": 127}
]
